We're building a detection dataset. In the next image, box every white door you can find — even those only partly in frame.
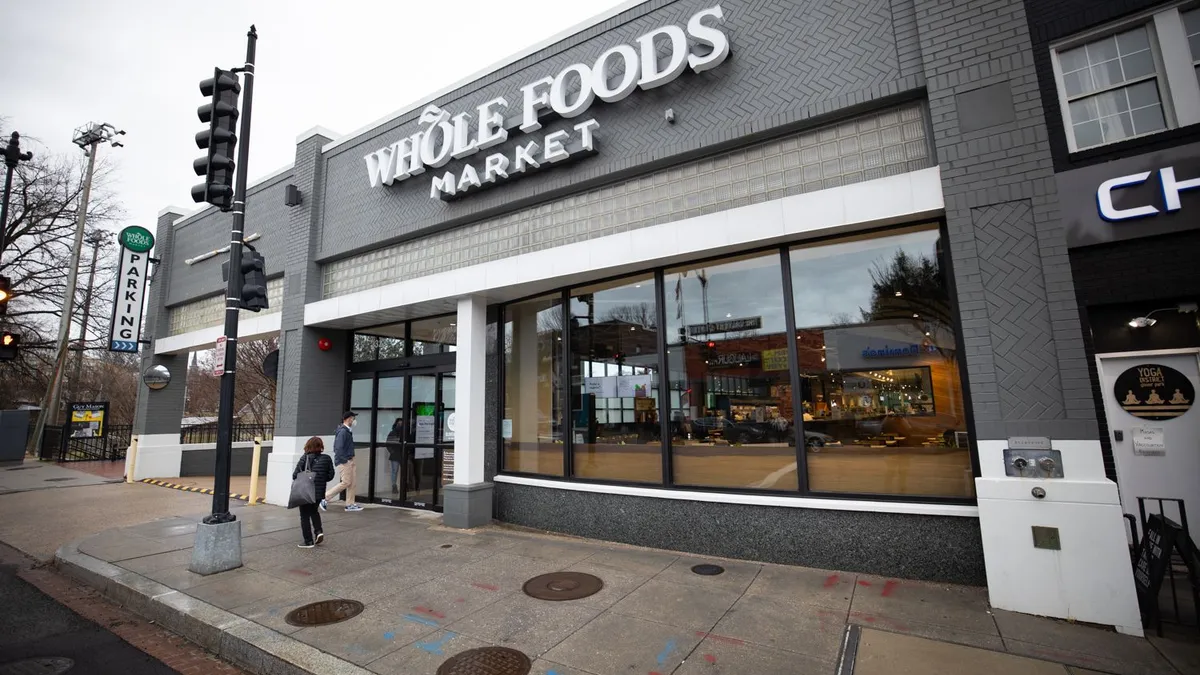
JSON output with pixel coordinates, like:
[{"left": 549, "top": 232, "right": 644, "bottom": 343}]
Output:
[{"left": 1098, "top": 351, "right": 1200, "bottom": 543}]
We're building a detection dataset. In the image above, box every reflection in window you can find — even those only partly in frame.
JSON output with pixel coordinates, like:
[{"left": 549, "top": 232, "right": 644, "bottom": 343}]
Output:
[
  {"left": 502, "top": 295, "right": 564, "bottom": 475},
  {"left": 665, "top": 252, "right": 798, "bottom": 490},
  {"left": 412, "top": 315, "right": 457, "bottom": 355},
  {"left": 570, "top": 275, "right": 662, "bottom": 483},
  {"left": 353, "top": 326, "right": 407, "bottom": 362},
  {"left": 790, "top": 225, "right": 973, "bottom": 498}
]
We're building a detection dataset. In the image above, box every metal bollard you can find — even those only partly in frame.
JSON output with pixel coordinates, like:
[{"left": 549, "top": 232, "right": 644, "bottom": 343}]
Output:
[
  {"left": 247, "top": 436, "right": 263, "bottom": 505},
  {"left": 126, "top": 435, "right": 139, "bottom": 483}
]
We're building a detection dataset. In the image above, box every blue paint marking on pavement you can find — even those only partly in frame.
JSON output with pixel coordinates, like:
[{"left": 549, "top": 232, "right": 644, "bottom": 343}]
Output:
[
  {"left": 416, "top": 632, "right": 457, "bottom": 655},
  {"left": 383, "top": 631, "right": 395, "bottom": 640},
  {"left": 657, "top": 639, "right": 678, "bottom": 665},
  {"left": 403, "top": 613, "right": 441, "bottom": 627}
]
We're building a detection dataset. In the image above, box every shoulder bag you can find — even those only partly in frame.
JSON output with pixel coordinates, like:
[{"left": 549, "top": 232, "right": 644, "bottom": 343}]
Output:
[{"left": 288, "top": 455, "right": 318, "bottom": 509}]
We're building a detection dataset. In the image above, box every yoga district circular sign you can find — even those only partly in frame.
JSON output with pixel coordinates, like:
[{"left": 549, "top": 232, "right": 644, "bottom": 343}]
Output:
[{"left": 1114, "top": 363, "right": 1194, "bottom": 421}]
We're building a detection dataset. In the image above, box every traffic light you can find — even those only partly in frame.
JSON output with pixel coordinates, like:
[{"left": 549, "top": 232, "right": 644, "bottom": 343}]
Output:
[
  {"left": 240, "top": 251, "right": 268, "bottom": 312},
  {"left": 191, "top": 68, "right": 241, "bottom": 210},
  {"left": 0, "top": 331, "right": 18, "bottom": 361},
  {"left": 0, "top": 275, "right": 11, "bottom": 316}
]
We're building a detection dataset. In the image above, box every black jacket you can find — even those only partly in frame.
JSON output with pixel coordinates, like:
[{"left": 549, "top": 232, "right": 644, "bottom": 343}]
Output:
[{"left": 293, "top": 453, "right": 335, "bottom": 500}]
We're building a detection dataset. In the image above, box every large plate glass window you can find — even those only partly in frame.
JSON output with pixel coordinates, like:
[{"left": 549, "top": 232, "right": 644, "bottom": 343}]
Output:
[
  {"left": 502, "top": 294, "right": 565, "bottom": 475},
  {"left": 412, "top": 315, "right": 457, "bottom": 355},
  {"left": 569, "top": 274, "right": 663, "bottom": 483},
  {"left": 664, "top": 252, "right": 798, "bottom": 491},
  {"left": 353, "top": 324, "right": 407, "bottom": 362},
  {"left": 789, "top": 224, "right": 973, "bottom": 498}
]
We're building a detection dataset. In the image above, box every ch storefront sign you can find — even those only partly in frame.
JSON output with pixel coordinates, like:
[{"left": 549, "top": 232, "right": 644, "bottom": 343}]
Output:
[
  {"left": 1097, "top": 166, "right": 1200, "bottom": 221},
  {"left": 364, "top": 5, "right": 731, "bottom": 200}
]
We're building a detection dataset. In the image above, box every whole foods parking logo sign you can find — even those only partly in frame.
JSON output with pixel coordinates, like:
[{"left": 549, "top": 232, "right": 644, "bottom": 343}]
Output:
[
  {"left": 1115, "top": 364, "right": 1194, "bottom": 421},
  {"left": 364, "top": 5, "right": 731, "bottom": 200}
]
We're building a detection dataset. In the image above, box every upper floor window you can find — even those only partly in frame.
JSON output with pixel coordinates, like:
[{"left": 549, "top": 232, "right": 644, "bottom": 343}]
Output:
[{"left": 1053, "top": 5, "right": 1200, "bottom": 151}]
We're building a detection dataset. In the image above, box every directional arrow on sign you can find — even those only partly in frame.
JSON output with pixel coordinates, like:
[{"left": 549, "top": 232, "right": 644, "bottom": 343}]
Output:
[{"left": 110, "top": 340, "right": 139, "bottom": 353}]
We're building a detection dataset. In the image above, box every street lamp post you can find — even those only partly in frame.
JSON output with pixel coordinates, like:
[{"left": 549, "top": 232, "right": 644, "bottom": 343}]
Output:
[{"left": 28, "top": 123, "right": 124, "bottom": 457}]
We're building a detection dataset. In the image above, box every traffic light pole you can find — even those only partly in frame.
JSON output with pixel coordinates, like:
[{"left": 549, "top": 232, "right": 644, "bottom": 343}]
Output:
[
  {"left": 0, "top": 131, "right": 34, "bottom": 261},
  {"left": 206, "top": 25, "right": 257, "bottom": 525}
]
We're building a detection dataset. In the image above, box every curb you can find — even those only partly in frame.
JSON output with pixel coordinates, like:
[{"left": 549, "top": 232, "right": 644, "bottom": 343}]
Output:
[
  {"left": 53, "top": 540, "right": 371, "bottom": 675},
  {"left": 140, "top": 479, "right": 265, "bottom": 504}
]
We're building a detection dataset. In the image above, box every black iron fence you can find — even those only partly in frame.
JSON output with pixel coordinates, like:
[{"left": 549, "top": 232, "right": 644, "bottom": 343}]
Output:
[
  {"left": 33, "top": 423, "right": 132, "bottom": 462},
  {"left": 179, "top": 423, "right": 274, "bottom": 445}
]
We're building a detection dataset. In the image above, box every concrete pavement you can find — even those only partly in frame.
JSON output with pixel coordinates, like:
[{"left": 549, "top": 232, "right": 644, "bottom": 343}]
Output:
[
  {"left": 0, "top": 458, "right": 121, "bottom": 495},
  {"left": 53, "top": 501, "right": 1200, "bottom": 675}
]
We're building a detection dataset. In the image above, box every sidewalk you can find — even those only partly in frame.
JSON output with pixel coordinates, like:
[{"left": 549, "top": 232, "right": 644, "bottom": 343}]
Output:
[
  {"left": 55, "top": 502, "right": 1199, "bottom": 675},
  {"left": 0, "top": 459, "right": 121, "bottom": 495}
]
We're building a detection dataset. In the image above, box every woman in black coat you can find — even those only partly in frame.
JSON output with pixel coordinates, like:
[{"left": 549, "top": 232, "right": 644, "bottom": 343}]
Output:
[{"left": 293, "top": 436, "right": 336, "bottom": 548}]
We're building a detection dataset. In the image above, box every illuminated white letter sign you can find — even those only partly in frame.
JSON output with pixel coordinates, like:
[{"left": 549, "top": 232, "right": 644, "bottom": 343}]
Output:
[
  {"left": 1098, "top": 166, "right": 1200, "bottom": 221},
  {"left": 364, "top": 5, "right": 732, "bottom": 200}
]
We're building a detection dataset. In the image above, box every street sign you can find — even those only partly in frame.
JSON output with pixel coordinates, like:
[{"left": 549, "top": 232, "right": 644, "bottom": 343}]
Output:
[
  {"left": 213, "top": 336, "right": 227, "bottom": 376},
  {"left": 117, "top": 225, "right": 155, "bottom": 253},
  {"left": 108, "top": 242, "right": 150, "bottom": 353}
]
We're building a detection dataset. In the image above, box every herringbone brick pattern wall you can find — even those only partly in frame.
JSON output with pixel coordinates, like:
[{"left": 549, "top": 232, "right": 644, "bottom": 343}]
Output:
[{"left": 317, "top": 0, "right": 916, "bottom": 261}]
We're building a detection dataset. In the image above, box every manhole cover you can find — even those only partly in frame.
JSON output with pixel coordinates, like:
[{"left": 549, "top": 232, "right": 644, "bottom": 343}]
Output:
[
  {"left": 0, "top": 657, "right": 75, "bottom": 675},
  {"left": 436, "top": 646, "right": 531, "bottom": 675},
  {"left": 691, "top": 564, "right": 725, "bottom": 576},
  {"left": 284, "top": 599, "right": 365, "bottom": 626},
  {"left": 522, "top": 572, "right": 603, "bottom": 601}
]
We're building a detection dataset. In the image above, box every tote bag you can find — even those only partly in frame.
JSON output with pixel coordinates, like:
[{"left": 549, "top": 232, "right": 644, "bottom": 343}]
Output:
[{"left": 288, "top": 455, "right": 317, "bottom": 509}]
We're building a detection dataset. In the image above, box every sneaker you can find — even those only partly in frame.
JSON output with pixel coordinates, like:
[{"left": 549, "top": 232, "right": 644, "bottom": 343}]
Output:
[
  {"left": 315, "top": 532, "right": 325, "bottom": 545},
  {"left": 345, "top": 504, "right": 364, "bottom": 512},
  {"left": 298, "top": 542, "right": 315, "bottom": 549},
  {"left": 318, "top": 499, "right": 327, "bottom": 512}
]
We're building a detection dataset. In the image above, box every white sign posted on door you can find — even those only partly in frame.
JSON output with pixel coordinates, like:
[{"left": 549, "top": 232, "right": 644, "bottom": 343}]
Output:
[
  {"left": 108, "top": 246, "right": 149, "bottom": 353},
  {"left": 1131, "top": 426, "right": 1166, "bottom": 456}
]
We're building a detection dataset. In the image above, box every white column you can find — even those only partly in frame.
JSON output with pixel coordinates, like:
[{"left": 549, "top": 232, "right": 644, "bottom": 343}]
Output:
[
  {"left": 453, "top": 295, "right": 488, "bottom": 486},
  {"left": 975, "top": 440, "right": 1142, "bottom": 635},
  {"left": 265, "top": 435, "right": 332, "bottom": 506},
  {"left": 126, "top": 434, "right": 182, "bottom": 481}
]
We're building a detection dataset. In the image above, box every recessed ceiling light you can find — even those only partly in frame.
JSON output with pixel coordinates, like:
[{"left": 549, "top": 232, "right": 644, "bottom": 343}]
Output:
[
  {"left": 894, "top": 291, "right": 903, "bottom": 297},
  {"left": 726, "top": 313, "right": 732, "bottom": 318}
]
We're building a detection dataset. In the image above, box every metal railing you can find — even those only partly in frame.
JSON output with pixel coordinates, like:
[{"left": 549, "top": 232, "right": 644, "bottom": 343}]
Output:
[
  {"left": 179, "top": 423, "right": 274, "bottom": 445},
  {"left": 33, "top": 423, "right": 132, "bottom": 462}
]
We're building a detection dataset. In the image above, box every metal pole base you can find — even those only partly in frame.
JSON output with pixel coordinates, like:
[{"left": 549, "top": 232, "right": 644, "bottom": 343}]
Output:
[{"left": 189, "top": 519, "right": 243, "bottom": 575}]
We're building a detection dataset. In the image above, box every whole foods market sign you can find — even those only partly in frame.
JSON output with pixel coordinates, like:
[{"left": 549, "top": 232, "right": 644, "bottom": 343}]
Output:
[{"left": 364, "top": 5, "right": 731, "bottom": 200}]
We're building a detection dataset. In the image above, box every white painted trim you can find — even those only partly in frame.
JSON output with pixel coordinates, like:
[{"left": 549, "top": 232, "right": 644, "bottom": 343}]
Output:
[
  {"left": 154, "top": 311, "right": 281, "bottom": 355},
  {"left": 296, "top": 126, "right": 340, "bottom": 144},
  {"left": 171, "top": 164, "right": 295, "bottom": 228},
  {"left": 493, "top": 474, "right": 979, "bottom": 517},
  {"left": 157, "top": 206, "right": 190, "bottom": 219},
  {"left": 1095, "top": 347, "right": 1200, "bottom": 359},
  {"left": 305, "top": 167, "right": 944, "bottom": 327},
  {"left": 320, "top": 0, "right": 653, "bottom": 155}
]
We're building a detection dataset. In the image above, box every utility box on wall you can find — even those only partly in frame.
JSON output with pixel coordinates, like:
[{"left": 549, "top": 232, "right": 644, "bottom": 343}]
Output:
[{"left": 0, "top": 409, "right": 31, "bottom": 462}]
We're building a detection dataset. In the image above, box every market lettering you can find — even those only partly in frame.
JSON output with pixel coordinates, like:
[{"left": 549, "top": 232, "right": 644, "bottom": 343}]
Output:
[
  {"left": 364, "top": 5, "right": 731, "bottom": 199},
  {"left": 1097, "top": 166, "right": 1200, "bottom": 221}
]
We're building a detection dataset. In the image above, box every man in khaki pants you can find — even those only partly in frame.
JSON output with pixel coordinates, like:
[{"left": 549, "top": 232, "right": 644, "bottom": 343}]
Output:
[{"left": 321, "top": 411, "right": 363, "bottom": 512}]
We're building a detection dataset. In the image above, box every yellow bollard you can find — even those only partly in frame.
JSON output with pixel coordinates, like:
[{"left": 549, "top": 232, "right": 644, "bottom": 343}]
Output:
[
  {"left": 126, "top": 435, "right": 139, "bottom": 483},
  {"left": 247, "top": 436, "right": 263, "bottom": 505}
]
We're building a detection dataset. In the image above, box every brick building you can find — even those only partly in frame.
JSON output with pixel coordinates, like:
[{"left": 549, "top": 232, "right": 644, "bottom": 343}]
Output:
[{"left": 128, "top": 0, "right": 1200, "bottom": 634}]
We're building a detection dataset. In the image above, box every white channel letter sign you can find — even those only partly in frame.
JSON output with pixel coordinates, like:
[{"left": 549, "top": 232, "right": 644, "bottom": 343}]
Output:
[
  {"left": 1097, "top": 166, "right": 1200, "bottom": 221},
  {"left": 108, "top": 246, "right": 149, "bottom": 353},
  {"left": 364, "top": 5, "right": 731, "bottom": 200}
]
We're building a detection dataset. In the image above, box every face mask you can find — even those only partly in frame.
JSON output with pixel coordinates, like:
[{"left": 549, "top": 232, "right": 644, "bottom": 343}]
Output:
[{"left": 350, "top": 418, "right": 357, "bottom": 428}]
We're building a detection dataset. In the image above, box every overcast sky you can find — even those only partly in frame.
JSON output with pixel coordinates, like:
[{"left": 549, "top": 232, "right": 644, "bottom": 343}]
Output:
[{"left": 1, "top": 0, "right": 628, "bottom": 233}]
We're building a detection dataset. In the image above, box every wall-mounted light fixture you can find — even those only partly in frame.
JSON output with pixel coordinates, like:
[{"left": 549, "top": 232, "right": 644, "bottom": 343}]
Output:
[
  {"left": 284, "top": 184, "right": 302, "bottom": 207},
  {"left": 1128, "top": 302, "right": 1199, "bottom": 328}
]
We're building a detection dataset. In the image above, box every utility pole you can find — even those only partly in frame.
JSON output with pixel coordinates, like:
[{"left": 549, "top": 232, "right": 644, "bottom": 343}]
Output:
[
  {"left": 28, "top": 123, "right": 124, "bottom": 456},
  {"left": 188, "top": 25, "right": 259, "bottom": 576},
  {"left": 71, "top": 229, "right": 110, "bottom": 400}
]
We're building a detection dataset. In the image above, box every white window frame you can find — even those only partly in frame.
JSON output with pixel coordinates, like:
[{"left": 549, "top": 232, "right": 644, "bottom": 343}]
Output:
[{"left": 1051, "top": 2, "right": 1200, "bottom": 152}]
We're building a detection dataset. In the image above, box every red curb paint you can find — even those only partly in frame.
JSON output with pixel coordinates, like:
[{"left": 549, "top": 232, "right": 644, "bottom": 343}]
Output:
[
  {"left": 472, "top": 582, "right": 500, "bottom": 591},
  {"left": 704, "top": 654, "right": 717, "bottom": 664},
  {"left": 881, "top": 580, "right": 899, "bottom": 597},
  {"left": 415, "top": 606, "right": 446, "bottom": 619},
  {"left": 694, "top": 632, "right": 746, "bottom": 646},
  {"left": 857, "top": 580, "right": 872, "bottom": 587},
  {"left": 823, "top": 574, "right": 840, "bottom": 588}
]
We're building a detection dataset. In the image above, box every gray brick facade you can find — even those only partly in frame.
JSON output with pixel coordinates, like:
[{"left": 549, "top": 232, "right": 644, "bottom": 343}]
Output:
[{"left": 133, "top": 209, "right": 188, "bottom": 436}]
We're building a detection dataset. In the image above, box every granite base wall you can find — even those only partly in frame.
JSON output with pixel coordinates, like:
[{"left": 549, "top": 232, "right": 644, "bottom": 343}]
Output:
[
  {"left": 180, "top": 445, "right": 273, "bottom": 477},
  {"left": 494, "top": 482, "right": 986, "bottom": 585}
]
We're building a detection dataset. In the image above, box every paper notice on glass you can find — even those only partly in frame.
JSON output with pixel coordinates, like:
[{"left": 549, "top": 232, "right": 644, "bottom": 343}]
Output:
[
  {"left": 415, "top": 415, "right": 436, "bottom": 444},
  {"left": 502, "top": 419, "right": 513, "bottom": 439},
  {"left": 618, "top": 375, "right": 653, "bottom": 398},
  {"left": 444, "top": 412, "right": 456, "bottom": 442},
  {"left": 415, "top": 446, "right": 435, "bottom": 459},
  {"left": 1131, "top": 427, "right": 1166, "bottom": 456},
  {"left": 584, "top": 376, "right": 618, "bottom": 397}
]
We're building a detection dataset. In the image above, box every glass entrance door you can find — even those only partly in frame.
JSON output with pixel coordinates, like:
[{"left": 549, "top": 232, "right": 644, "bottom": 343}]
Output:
[{"left": 364, "top": 365, "right": 454, "bottom": 510}]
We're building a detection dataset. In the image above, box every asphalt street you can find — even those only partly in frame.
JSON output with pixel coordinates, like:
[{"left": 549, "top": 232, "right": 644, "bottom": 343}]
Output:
[{"left": 0, "top": 556, "right": 176, "bottom": 675}]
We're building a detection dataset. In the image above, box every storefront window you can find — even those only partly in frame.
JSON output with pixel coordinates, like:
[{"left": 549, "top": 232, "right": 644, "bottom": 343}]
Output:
[
  {"left": 502, "top": 294, "right": 565, "bottom": 475},
  {"left": 353, "top": 325, "right": 407, "bottom": 362},
  {"left": 790, "top": 225, "right": 974, "bottom": 498},
  {"left": 412, "top": 315, "right": 457, "bottom": 355},
  {"left": 665, "top": 252, "right": 798, "bottom": 490},
  {"left": 569, "top": 275, "right": 663, "bottom": 483}
]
